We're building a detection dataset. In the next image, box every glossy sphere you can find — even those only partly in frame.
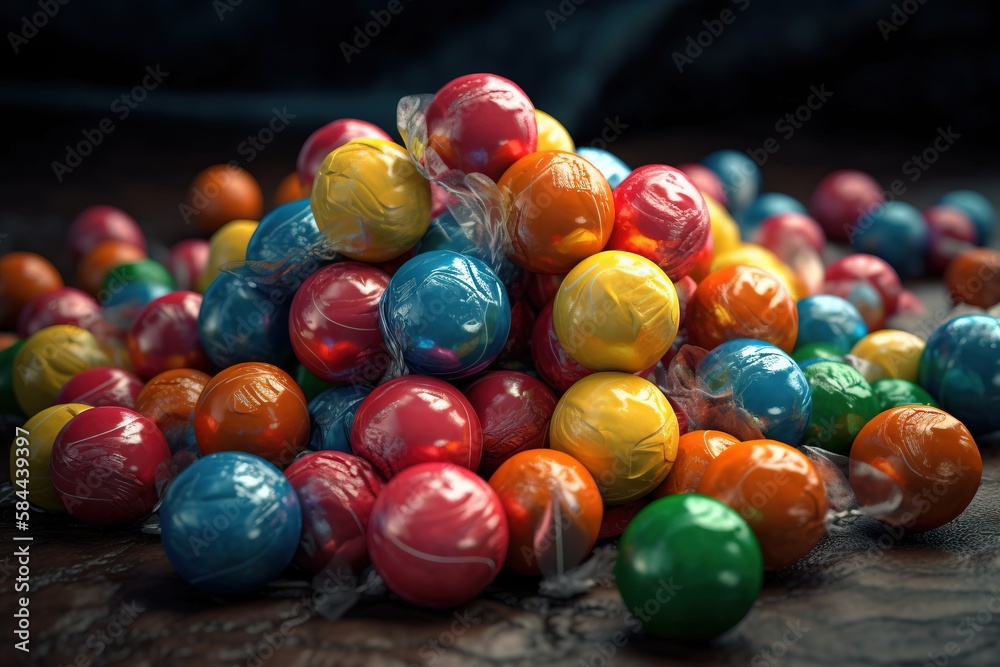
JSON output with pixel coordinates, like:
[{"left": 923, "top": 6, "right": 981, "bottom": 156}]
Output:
[
  {"left": 160, "top": 452, "right": 301, "bottom": 593},
  {"left": 823, "top": 279, "right": 885, "bottom": 332},
  {"left": 489, "top": 450, "right": 603, "bottom": 575},
  {"left": 651, "top": 430, "right": 741, "bottom": 497},
  {"left": 76, "top": 241, "right": 146, "bottom": 296},
  {"left": 425, "top": 73, "right": 536, "bottom": 181},
  {"left": 534, "top": 109, "right": 574, "bottom": 152},
  {"left": 197, "top": 219, "right": 259, "bottom": 292},
  {"left": 17, "top": 287, "right": 101, "bottom": 338},
  {"left": 754, "top": 212, "right": 826, "bottom": 256},
  {"left": 128, "top": 292, "right": 211, "bottom": 379},
  {"left": 13, "top": 325, "right": 110, "bottom": 415},
  {"left": 464, "top": 371, "right": 558, "bottom": 476},
  {"left": 297, "top": 119, "right": 392, "bottom": 189},
  {"left": 199, "top": 271, "right": 293, "bottom": 368},
  {"left": 740, "top": 193, "right": 807, "bottom": 234},
  {"left": 55, "top": 367, "right": 144, "bottom": 408},
  {"left": 380, "top": 251, "right": 510, "bottom": 379},
  {"left": 311, "top": 138, "right": 431, "bottom": 262},
  {"left": 274, "top": 172, "right": 306, "bottom": 207},
  {"left": 166, "top": 239, "right": 210, "bottom": 292},
  {"left": 710, "top": 244, "right": 804, "bottom": 300},
  {"left": 852, "top": 201, "right": 928, "bottom": 279},
  {"left": 67, "top": 205, "right": 146, "bottom": 260},
  {"left": 134, "top": 368, "right": 211, "bottom": 452},
  {"left": 918, "top": 315, "right": 1000, "bottom": 435},
  {"left": 102, "top": 282, "right": 172, "bottom": 334},
  {"left": 530, "top": 300, "right": 592, "bottom": 392},
  {"left": 939, "top": 190, "right": 996, "bottom": 245},
  {"left": 290, "top": 263, "right": 389, "bottom": 384},
  {"left": 687, "top": 265, "right": 798, "bottom": 353},
  {"left": 285, "top": 450, "right": 385, "bottom": 573},
  {"left": 11, "top": 403, "right": 92, "bottom": 512},
  {"left": 699, "top": 440, "right": 826, "bottom": 569},
  {"left": 245, "top": 198, "right": 322, "bottom": 264},
  {"left": 809, "top": 169, "right": 884, "bottom": 243},
  {"left": 50, "top": 407, "right": 171, "bottom": 526},
  {"left": 945, "top": 247, "right": 1000, "bottom": 308},
  {"left": 924, "top": 206, "right": 977, "bottom": 273},
  {"left": 698, "top": 339, "right": 813, "bottom": 445},
  {"left": 678, "top": 162, "right": 727, "bottom": 205},
  {"left": 701, "top": 150, "right": 761, "bottom": 216},
  {"left": 826, "top": 253, "right": 902, "bottom": 316},
  {"left": 499, "top": 150, "right": 614, "bottom": 274},
  {"left": 185, "top": 164, "right": 264, "bottom": 234},
  {"left": 850, "top": 406, "right": 982, "bottom": 532},
  {"left": 801, "top": 362, "right": 879, "bottom": 455},
  {"left": 795, "top": 294, "right": 868, "bottom": 354},
  {"left": 549, "top": 373, "right": 678, "bottom": 504},
  {"left": 351, "top": 375, "right": 482, "bottom": 478},
  {"left": 0, "top": 252, "right": 64, "bottom": 328},
  {"left": 307, "top": 385, "right": 371, "bottom": 453},
  {"left": 615, "top": 494, "right": 763, "bottom": 641},
  {"left": 553, "top": 251, "right": 679, "bottom": 373},
  {"left": 576, "top": 147, "right": 631, "bottom": 188},
  {"left": 606, "top": 165, "right": 711, "bottom": 281},
  {"left": 850, "top": 330, "right": 925, "bottom": 383},
  {"left": 704, "top": 194, "right": 741, "bottom": 255},
  {"left": 100, "top": 259, "right": 175, "bottom": 299},
  {"left": 194, "top": 362, "right": 308, "bottom": 467},
  {"left": 871, "top": 378, "right": 938, "bottom": 412},
  {"left": 367, "top": 462, "right": 508, "bottom": 607}
]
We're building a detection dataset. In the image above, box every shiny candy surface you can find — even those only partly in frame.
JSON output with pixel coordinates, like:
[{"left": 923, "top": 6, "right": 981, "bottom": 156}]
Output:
[
  {"left": 13, "top": 325, "right": 111, "bottom": 416},
  {"left": 50, "top": 407, "right": 171, "bottom": 526},
  {"left": 12, "top": 403, "right": 92, "bottom": 512},
  {"left": 871, "top": 378, "right": 939, "bottom": 412},
  {"left": 534, "top": 109, "right": 574, "bottom": 152},
  {"left": 614, "top": 494, "right": 763, "bottom": 641},
  {"left": 809, "top": 169, "right": 884, "bottom": 243},
  {"left": 698, "top": 440, "right": 826, "bottom": 569},
  {"left": 297, "top": 119, "right": 392, "bottom": 189},
  {"left": 801, "top": 361, "right": 879, "bottom": 455},
  {"left": 284, "top": 450, "right": 385, "bottom": 574},
  {"left": 754, "top": 212, "right": 825, "bottom": 256},
  {"left": 100, "top": 259, "right": 175, "bottom": 298},
  {"left": 650, "top": 430, "right": 741, "bottom": 497},
  {"left": 185, "top": 164, "right": 264, "bottom": 234},
  {"left": 826, "top": 253, "right": 902, "bottom": 315},
  {"left": 850, "top": 406, "right": 982, "bottom": 532},
  {"left": 549, "top": 372, "right": 678, "bottom": 504},
  {"left": 307, "top": 385, "right": 371, "bottom": 453},
  {"left": 0, "top": 252, "right": 65, "bottom": 328},
  {"left": 500, "top": 150, "right": 614, "bottom": 274},
  {"left": 194, "top": 362, "right": 309, "bottom": 467},
  {"left": 415, "top": 211, "right": 522, "bottom": 290},
  {"left": 199, "top": 271, "right": 293, "bottom": 368},
  {"left": 852, "top": 201, "right": 929, "bottom": 279},
  {"left": 67, "top": 205, "right": 146, "bottom": 260},
  {"left": 679, "top": 163, "right": 727, "bottom": 205},
  {"left": 17, "top": 287, "right": 101, "bottom": 338},
  {"left": 530, "top": 300, "right": 592, "bottom": 392},
  {"left": 55, "top": 367, "right": 144, "bottom": 408},
  {"left": 197, "top": 219, "right": 259, "bottom": 292},
  {"left": 850, "top": 330, "right": 925, "bottom": 383},
  {"left": 351, "top": 375, "right": 482, "bottom": 478},
  {"left": 795, "top": 294, "right": 868, "bottom": 354},
  {"left": 488, "top": 449, "right": 603, "bottom": 576},
  {"left": 159, "top": 452, "right": 301, "bottom": 593},
  {"left": 823, "top": 279, "right": 885, "bottom": 332},
  {"left": 576, "top": 147, "right": 631, "bottom": 188},
  {"left": 133, "top": 368, "right": 211, "bottom": 452},
  {"left": 77, "top": 240, "right": 147, "bottom": 296},
  {"left": 128, "top": 291, "right": 211, "bottom": 379},
  {"left": 710, "top": 243, "right": 804, "bottom": 300},
  {"left": 945, "top": 247, "right": 1000, "bottom": 308},
  {"left": 701, "top": 149, "right": 761, "bottom": 216},
  {"left": 102, "top": 282, "right": 172, "bottom": 333},
  {"left": 245, "top": 198, "right": 323, "bottom": 264},
  {"left": 924, "top": 205, "right": 977, "bottom": 273},
  {"left": 553, "top": 251, "right": 679, "bottom": 373},
  {"left": 367, "top": 462, "right": 508, "bottom": 607}
]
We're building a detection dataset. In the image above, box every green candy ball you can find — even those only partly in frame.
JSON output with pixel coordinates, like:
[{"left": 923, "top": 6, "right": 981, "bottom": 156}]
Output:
[
  {"left": 295, "top": 364, "right": 335, "bottom": 402},
  {"left": 99, "top": 259, "right": 175, "bottom": 302},
  {"left": 871, "top": 378, "right": 939, "bottom": 412},
  {"left": 614, "top": 494, "right": 763, "bottom": 642},
  {"left": 802, "top": 361, "right": 880, "bottom": 454},
  {"left": 0, "top": 340, "right": 25, "bottom": 416},
  {"left": 792, "top": 341, "right": 844, "bottom": 365}
]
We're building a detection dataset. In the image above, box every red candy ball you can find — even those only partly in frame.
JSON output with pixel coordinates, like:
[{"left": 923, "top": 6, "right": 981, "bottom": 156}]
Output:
[
  {"left": 284, "top": 450, "right": 385, "bottom": 574},
  {"left": 597, "top": 499, "right": 648, "bottom": 539},
  {"left": 826, "top": 254, "right": 902, "bottom": 316},
  {"left": 924, "top": 205, "right": 977, "bottom": 274},
  {"left": 527, "top": 272, "right": 565, "bottom": 311},
  {"left": 166, "top": 239, "right": 210, "bottom": 292},
  {"left": 55, "top": 367, "right": 144, "bottom": 408},
  {"left": 0, "top": 252, "right": 65, "bottom": 329},
  {"left": 289, "top": 262, "right": 390, "bottom": 385},
  {"left": 367, "top": 462, "right": 508, "bottom": 607},
  {"left": 530, "top": 300, "right": 592, "bottom": 393},
  {"left": 17, "top": 287, "right": 102, "bottom": 338},
  {"left": 677, "top": 163, "right": 727, "bottom": 204},
  {"left": 495, "top": 298, "right": 535, "bottom": 366},
  {"left": 810, "top": 169, "right": 885, "bottom": 243},
  {"left": 606, "top": 165, "right": 711, "bottom": 281},
  {"left": 133, "top": 368, "right": 211, "bottom": 450},
  {"left": 463, "top": 371, "right": 558, "bottom": 477},
  {"left": 426, "top": 73, "right": 537, "bottom": 181},
  {"left": 194, "top": 362, "right": 309, "bottom": 467},
  {"left": 297, "top": 119, "right": 392, "bottom": 190},
  {"left": 128, "top": 291, "right": 211, "bottom": 379},
  {"left": 50, "top": 406, "right": 171, "bottom": 526},
  {"left": 67, "top": 205, "right": 147, "bottom": 261},
  {"left": 754, "top": 212, "right": 826, "bottom": 255}
]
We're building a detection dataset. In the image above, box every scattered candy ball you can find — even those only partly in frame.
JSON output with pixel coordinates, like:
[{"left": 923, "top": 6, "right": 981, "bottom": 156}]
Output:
[
  {"left": 851, "top": 201, "right": 928, "bottom": 279},
  {"left": 274, "top": 172, "right": 306, "bottom": 207},
  {"left": 650, "top": 429, "right": 741, "bottom": 497},
  {"left": 945, "top": 247, "right": 1000, "bottom": 308},
  {"left": 166, "top": 239, "right": 210, "bottom": 292},
  {"left": 128, "top": 291, "right": 211, "bottom": 379},
  {"left": 809, "top": 168, "right": 884, "bottom": 243},
  {"left": 245, "top": 198, "right": 323, "bottom": 264},
  {"left": 740, "top": 192, "right": 807, "bottom": 234},
  {"left": 197, "top": 219, "right": 259, "bottom": 292},
  {"left": 0, "top": 252, "right": 65, "bottom": 329},
  {"left": 13, "top": 324, "right": 111, "bottom": 416},
  {"left": 77, "top": 240, "right": 147, "bottom": 296},
  {"left": 871, "top": 377, "right": 938, "bottom": 412},
  {"left": 100, "top": 259, "right": 175, "bottom": 298},
  {"left": 701, "top": 149, "right": 761, "bottom": 217},
  {"left": 67, "top": 205, "right": 146, "bottom": 261},
  {"left": 678, "top": 162, "right": 727, "bottom": 205},
  {"left": 199, "top": 271, "right": 293, "bottom": 368},
  {"left": 17, "top": 287, "right": 101, "bottom": 338},
  {"left": 850, "top": 329, "right": 925, "bottom": 383},
  {"left": 134, "top": 368, "right": 211, "bottom": 453},
  {"left": 185, "top": 164, "right": 264, "bottom": 234},
  {"left": 754, "top": 212, "right": 826, "bottom": 256},
  {"left": 801, "top": 361, "right": 879, "bottom": 454},
  {"left": 577, "top": 147, "right": 631, "bottom": 188},
  {"left": 55, "top": 367, "right": 144, "bottom": 408},
  {"left": 794, "top": 294, "right": 868, "bottom": 354},
  {"left": 534, "top": 109, "right": 574, "bottom": 152},
  {"left": 825, "top": 253, "right": 902, "bottom": 315},
  {"left": 924, "top": 205, "right": 977, "bottom": 273},
  {"left": 938, "top": 189, "right": 995, "bottom": 246},
  {"left": 297, "top": 118, "right": 392, "bottom": 189},
  {"left": 11, "top": 403, "right": 92, "bottom": 512}
]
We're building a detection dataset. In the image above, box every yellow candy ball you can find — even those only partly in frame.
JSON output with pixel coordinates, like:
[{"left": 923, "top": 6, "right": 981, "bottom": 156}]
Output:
[
  {"left": 310, "top": 138, "right": 431, "bottom": 262},
  {"left": 13, "top": 325, "right": 111, "bottom": 416},
  {"left": 850, "top": 329, "right": 925, "bottom": 383},
  {"left": 553, "top": 250, "right": 679, "bottom": 373},
  {"left": 711, "top": 243, "right": 806, "bottom": 300},
  {"left": 197, "top": 219, "right": 259, "bottom": 293},
  {"left": 704, "top": 194, "right": 741, "bottom": 257},
  {"left": 12, "top": 403, "right": 92, "bottom": 512},
  {"left": 534, "top": 110, "right": 575, "bottom": 152},
  {"left": 549, "top": 372, "right": 679, "bottom": 504}
]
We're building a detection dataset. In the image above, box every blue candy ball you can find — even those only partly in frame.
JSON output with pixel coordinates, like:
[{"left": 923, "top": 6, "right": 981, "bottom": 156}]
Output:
[
  {"left": 159, "top": 452, "right": 301, "bottom": 594},
  {"left": 699, "top": 338, "right": 813, "bottom": 445},
  {"left": 307, "top": 385, "right": 371, "bottom": 452},
  {"left": 938, "top": 190, "right": 996, "bottom": 246},
  {"left": 795, "top": 295, "right": 868, "bottom": 354},
  {"left": 380, "top": 250, "right": 511, "bottom": 380},
  {"left": 919, "top": 314, "right": 1000, "bottom": 436},
  {"left": 416, "top": 211, "right": 522, "bottom": 289},
  {"left": 246, "top": 198, "right": 322, "bottom": 263},
  {"left": 198, "top": 271, "right": 293, "bottom": 368},
  {"left": 740, "top": 192, "right": 807, "bottom": 234},
  {"left": 851, "top": 201, "right": 929, "bottom": 279},
  {"left": 576, "top": 147, "right": 632, "bottom": 188},
  {"left": 701, "top": 150, "right": 761, "bottom": 217},
  {"left": 102, "top": 282, "right": 172, "bottom": 331}
]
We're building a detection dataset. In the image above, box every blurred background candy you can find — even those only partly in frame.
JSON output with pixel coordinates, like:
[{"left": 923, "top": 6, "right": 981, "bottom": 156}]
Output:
[
  {"left": 924, "top": 205, "right": 977, "bottom": 273},
  {"left": 851, "top": 201, "right": 929, "bottom": 279},
  {"left": 945, "top": 247, "right": 1000, "bottom": 308},
  {"left": 938, "top": 190, "right": 995, "bottom": 246},
  {"left": 809, "top": 169, "right": 884, "bottom": 243},
  {"left": 13, "top": 324, "right": 111, "bottom": 415},
  {"left": 77, "top": 240, "right": 147, "bottom": 296},
  {"left": 185, "top": 164, "right": 264, "bottom": 234},
  {"left": 740, "top": 192, "right": 807, "bottom": 235},
  {"left": 700, "top": 149, "right": 761, "bottom": 219},
  {"left": 166, "top": 239, "right": 210, "bottom": 292},
  {"left": 67, "top": 205, "right": 146, "bottom": 261},
  {"left": 17, "top": 287, "right": 101, "bottom": 338},
  {"left": 0, "top": 252, "right": 64, "bottom": 329}
]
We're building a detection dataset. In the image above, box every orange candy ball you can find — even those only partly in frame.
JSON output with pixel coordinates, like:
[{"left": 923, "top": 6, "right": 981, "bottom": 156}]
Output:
[
  {"left": 0, "top": 252, "right": 64, "bottom": 329},
  {"left": 498, "top": 150, "right": 614, "bottom": 274},
  {"left": 698, "top": 439, "right": 826, "bottom": 569},
  {"left": 650, "top": 430, "right": 741, "bottom": 498},
  {"left": 185, "top": 164, "right": 264, "bottom": 234},
  {"left": 76, "top": 241, "right": 146, "bottom": 296},
  {"left": 488, "top": 449, "right": 604, "bottom": 576},
  {"left": 687, "top": 265, "right": 798, "bottom": 353},
  {"left": 850, "top": 406, "right": 982, "bottom": 533},
  {"left": 273, "top": 172, "right": 306, "bottom": 208},
  {"left": 945, "top": 247, "right": 1000, "bottom": 308}
]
